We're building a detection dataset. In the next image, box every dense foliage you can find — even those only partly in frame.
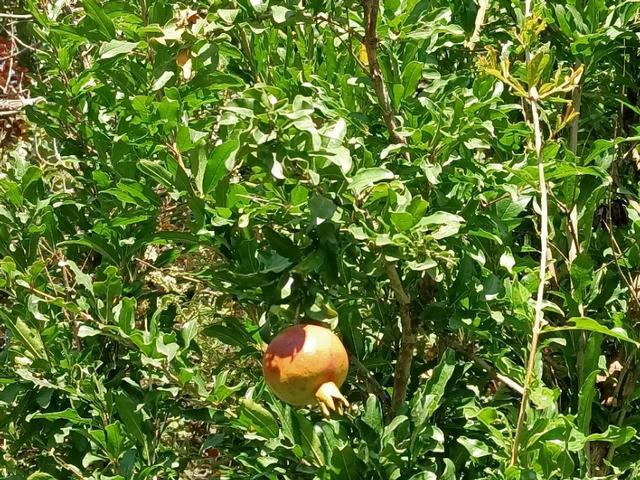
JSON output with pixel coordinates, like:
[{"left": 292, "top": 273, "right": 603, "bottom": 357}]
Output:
[{"left": 1, "top": 0, "right": 640, "bottom": 478}]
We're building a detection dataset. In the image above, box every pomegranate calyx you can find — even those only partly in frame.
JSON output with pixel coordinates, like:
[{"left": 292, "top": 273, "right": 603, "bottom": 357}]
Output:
[{"left": 315, "top": 381, "right": 349, "bottom": 417}]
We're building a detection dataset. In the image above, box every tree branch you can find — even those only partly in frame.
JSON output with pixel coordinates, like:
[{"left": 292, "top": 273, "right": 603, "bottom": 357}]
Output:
[
  {"left": 467, "top": 0, "right": 490, "bottom": 51},
  {"left": 385, "top": 260, "right": 416, "bottom": 417},
  {"left": 362, "top": 0, "right": 405, "bottom": 145},
  {"left": 449, "top": 341, "right": 524, "bottom": 395},
  {"left": 0, "top": 13, "right": 32, "bottom": 19},
  {"left": 362, "top": 0, "right": 416, "bottom": 418},
  {"left": 0, "top": 96, "right": 45, "bottom": 111},
  {"left": 350, "top": 352, "right": 391, "bottom": 411}
]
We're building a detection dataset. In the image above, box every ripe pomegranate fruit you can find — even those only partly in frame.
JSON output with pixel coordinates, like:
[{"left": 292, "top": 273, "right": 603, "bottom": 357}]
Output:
[{"left": 263, "top": 324, "right": 349, "bottom": 416}]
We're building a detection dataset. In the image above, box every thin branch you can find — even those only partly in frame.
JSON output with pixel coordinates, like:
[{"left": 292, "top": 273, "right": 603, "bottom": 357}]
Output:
[
  {"left": 3, "top": 23, "right": 15, "bottom": 94},
  {"left": 0, "top": 46, "right": 28, "bottom": 61},
  {"left": 0, "top": 24, "right": 46, "bottom": 54},
  {"left": 350, "top": 353, "right": 391, "bottom": 410},
  {"left": 467, "top": 0, "right": 490, "bottom": 51},
  {"left": 135, "top": 257, "right": 205, "bottom": 285},
  {"left": 449, "top": 341, "right": 524, "bottom": 395},
  {"left": 344, "top": 4, "right": 369, "bottom": 75},
  {"left": 566, "top": 62, "right": 584, "bottom": 315},
  {"left": 385, "top": 260, "right": 416, "bottom": 417},
  {"left": 0, "top": 13, "right": 33, "bottom": 19},
  {"left": 362, "top": 0, "right": 405, "bottom": 145},
  {"left": 510, "top": 85, "right": 549, "bottom": 466},
  {"left": 0, "top": 96, "right": 45, "bottom": 111},
  {"left": 567, "top": 69, "right": 583, "bottom": 292},
  {"left": 605, "top": 223, "right": 640, "bottom": 309},
  {"left": 314, "top": 13, "right": 364, "bottom": 42}
]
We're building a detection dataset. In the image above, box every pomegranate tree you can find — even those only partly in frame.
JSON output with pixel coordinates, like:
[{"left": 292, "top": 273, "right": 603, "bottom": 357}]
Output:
[{"left": 262, "top": 324, "right": 349, "bottom": 416}]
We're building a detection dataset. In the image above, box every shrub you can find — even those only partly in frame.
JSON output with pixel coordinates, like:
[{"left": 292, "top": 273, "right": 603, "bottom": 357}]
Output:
[{"left": 1, "top": 1, "right": 640, "bottom": 479}]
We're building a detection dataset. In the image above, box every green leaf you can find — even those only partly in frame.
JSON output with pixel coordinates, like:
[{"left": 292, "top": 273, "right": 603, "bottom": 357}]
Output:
[
  {"left": 27, "top": 474, "right": 57, "bottom": 480},
  {"left": 418, "top": 211, "right": 465, "bottom": 226},
  {"left": 83, "top": 0, "right": 116, "bottom": 39},
  {"left": 584, "top": 426, "right": 636, "bottom": 447},
  {"left": 208, "top": 72, "right": 245, "bottom": 90},
  {"left": 114, "top": 394, "right": 149, "bottom": 461},
  {"left": 138, "top": 160, "right": 174, "bottom": 190},
  {"left": 309, "top": 195, "right": 336, "bottom": 222},
  {"left": 78, "top": 325, "right": 101, "bottom": 337},
  {"left": 60, "top": 237, "right": 119, "bottom": 265},
  {"left": 349, "top": 167, "right": 394, "bottom": 195},
  {"left": 362, "top": 394, "right": 383, "bottom": 434},
  {"left": 457, "top": 436, "right": 491, "bottom": 457},
  {"left": 202, "top": 320, "right": 256, "bottom": 348},
  {"left": 543, "top": 318, "right": 640, "bottom": 347},
  {"left": 401, "top": 61, "right": 423, "bottom": 100},
  {"left": 570, "top": 425, "right": 637, "bottom": 450},
  {"left": 292, "top": 412, "right": 325, "bottom": 466},
  {"left": 390, "top": 211, "right": 414, "bottom": 232},
  {"left": 181, "top": 319, "right": 199, "bottom": 347},
  {"left": 66, "top": 260, "right": 94, "bottom": 294},
  {"left": 577, "top": 370, "right": 599, "bottom": 434},
  {"left": 99, "top": 40, "right": 139, "bottom": 59},
  {"left": 411, "top": 349, "right": 455, "bottom": 450},
  {"left": 105, "top": 422, "right": 125, "bottom": 459},
  {"left": 27, "top": 408, "right": 93, "bottom": 425},
  {"left": 202, "top": 140, "right": 240, "bottom": 193},
  {"left": 155, "top": 335, "right": 179, "bottom": 361},
  {"left": 238, "top": 399, "right": 278, "bottom": 438},
  {"left": 0, "top": 313, "right": 48, "bottom": 361},
  {"left": 408, "top": 472, "right": 437, "bottom": 480},
  {"left": 263, "top": 226, "right": 300, "bottom": 261},
  {"left": 114, "top": 298, "right": 136, "bottom": 333},
  {"left": 330, "top": 444, "right": 362, "bottom": 480},
  {"left": 151, "top": 71, "right": 175, "bottom": 91}
]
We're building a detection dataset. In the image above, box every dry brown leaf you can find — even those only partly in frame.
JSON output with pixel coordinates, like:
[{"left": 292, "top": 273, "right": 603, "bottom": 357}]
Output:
[{"left": 176, "top": 49, "right": 193, "bottom": 80}]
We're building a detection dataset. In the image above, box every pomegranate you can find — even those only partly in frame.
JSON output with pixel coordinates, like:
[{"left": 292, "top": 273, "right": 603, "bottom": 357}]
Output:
[{"left": 263, "top": 324, "right": 349, "bottom": 416}]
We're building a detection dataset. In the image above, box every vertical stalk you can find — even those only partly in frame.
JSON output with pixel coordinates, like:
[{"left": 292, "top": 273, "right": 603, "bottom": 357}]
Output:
[
  {"left": 567, "top": 63, "right": 590, "bottom": 471},
  {"left": 385, "top": 260, "right": 416, "bottom": 417},
  {"left": 509, "top": 0, "right": 549, "bottom": 463},
  {"left": 509, "top": 86, "right": 548, "bottom": 466},
  {"left": 362, "top": 0, "right": 405, "bottom": 145},
  {"left": 468, "top": 0, "right": 490, "bottom": 51}
]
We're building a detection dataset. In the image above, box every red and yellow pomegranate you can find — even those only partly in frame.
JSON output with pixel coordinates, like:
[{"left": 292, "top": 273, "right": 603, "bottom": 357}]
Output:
[{"left": 262, "top": 324, "right": 349, "bottom": 416}]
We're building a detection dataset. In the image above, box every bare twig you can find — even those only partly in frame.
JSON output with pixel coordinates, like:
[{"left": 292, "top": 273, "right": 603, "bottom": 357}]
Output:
[
  {"left": 449, "top": 341, "right": 524, "bottom": 395},
  {"left": 0, "top": 24, "right": 46, "bottom": 54},
  {"left": 314, "top": 13, "right": 364, "bottom": 42},
  {"left": 3, "top": 23, "right": 15, "bottom": 94},
  {"left": 0, "top": 13, "right": 33, "bottom": 19},
  {"left": 468, "top": 0, "right": 490, "bottom": 51},
  {"left": 0, "top": 96, "right": 45, "bottom": 111},
  {"left": 135, "top": 257, "right": 205, "bottom": 285}
]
